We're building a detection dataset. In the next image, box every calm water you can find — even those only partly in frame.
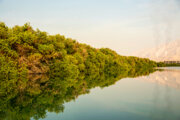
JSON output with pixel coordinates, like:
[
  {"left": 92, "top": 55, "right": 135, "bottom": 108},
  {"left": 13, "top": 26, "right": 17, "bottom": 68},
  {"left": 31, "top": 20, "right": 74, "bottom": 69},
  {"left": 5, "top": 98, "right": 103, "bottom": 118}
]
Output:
[
  {"left": 33, "top": 67, "right": 180, "bottom": 120},
  {"left": 0, "top": 67, "right": 179, "bottom": 120}
]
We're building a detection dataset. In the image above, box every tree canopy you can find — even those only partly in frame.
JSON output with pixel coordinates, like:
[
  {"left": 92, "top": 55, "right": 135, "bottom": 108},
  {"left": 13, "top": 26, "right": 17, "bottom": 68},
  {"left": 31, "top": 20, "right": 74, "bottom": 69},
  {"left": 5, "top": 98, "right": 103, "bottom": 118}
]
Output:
[
  {"left": 0, "top": 22, "right": 160, "bottom": 120},
  {"left": 0, "top": 22, "right": 157, "bottom": 79}
]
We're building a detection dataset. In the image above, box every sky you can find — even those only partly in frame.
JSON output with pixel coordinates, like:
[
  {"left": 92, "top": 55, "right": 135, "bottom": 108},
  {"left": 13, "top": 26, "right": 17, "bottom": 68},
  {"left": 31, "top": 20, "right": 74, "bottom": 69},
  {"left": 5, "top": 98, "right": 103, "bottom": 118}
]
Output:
[{"left": 0, "top": 0, "right": 180, "bottom": 55}]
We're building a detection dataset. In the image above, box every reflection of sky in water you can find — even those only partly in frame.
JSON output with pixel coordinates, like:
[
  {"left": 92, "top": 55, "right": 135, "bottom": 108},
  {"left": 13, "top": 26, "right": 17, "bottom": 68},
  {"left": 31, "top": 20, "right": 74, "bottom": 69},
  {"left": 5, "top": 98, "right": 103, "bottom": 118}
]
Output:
[
  {"left": 37, "top": 67, "right": 180, "bottom": 120},
  {"left": 141, "top": 68, "right": 180, "bottom": 89}
]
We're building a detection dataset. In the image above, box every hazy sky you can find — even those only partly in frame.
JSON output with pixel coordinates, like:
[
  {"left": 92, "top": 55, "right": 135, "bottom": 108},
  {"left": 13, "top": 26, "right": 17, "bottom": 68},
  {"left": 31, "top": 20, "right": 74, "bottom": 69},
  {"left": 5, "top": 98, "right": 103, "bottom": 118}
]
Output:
[{"left": 0, "top": 0, "right": 180, "bottom": 55}]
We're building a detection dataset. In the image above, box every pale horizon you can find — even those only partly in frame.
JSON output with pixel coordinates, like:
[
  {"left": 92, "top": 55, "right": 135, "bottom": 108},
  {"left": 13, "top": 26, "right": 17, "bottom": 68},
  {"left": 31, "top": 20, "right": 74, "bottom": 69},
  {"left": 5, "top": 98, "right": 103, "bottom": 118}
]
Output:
[{"left": 0, "top": 0, "right": 180, "bottom": 56}]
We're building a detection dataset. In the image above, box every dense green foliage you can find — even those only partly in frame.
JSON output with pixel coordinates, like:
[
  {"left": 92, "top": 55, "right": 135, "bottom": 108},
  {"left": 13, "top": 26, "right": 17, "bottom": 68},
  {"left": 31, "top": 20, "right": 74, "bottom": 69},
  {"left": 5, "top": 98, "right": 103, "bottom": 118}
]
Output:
[
  {"left": 157, "top": 62, "right": 180, "bottom": 67},
  {"left": 0, "top": 22, "right": 159, "bottom": 120},
  {"left": 0, "top": 22, "right": 157, "bottom": 78},
  {"left": 164, "top": 63, "right": 180, "bottom": 67}
]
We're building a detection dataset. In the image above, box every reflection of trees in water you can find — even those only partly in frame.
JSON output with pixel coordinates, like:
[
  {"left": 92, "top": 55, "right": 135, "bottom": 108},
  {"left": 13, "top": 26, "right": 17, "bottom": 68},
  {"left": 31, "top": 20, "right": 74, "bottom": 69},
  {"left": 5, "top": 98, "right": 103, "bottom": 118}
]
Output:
[{"left": 0, "top": 68, "right": 156, "bottom": 120}]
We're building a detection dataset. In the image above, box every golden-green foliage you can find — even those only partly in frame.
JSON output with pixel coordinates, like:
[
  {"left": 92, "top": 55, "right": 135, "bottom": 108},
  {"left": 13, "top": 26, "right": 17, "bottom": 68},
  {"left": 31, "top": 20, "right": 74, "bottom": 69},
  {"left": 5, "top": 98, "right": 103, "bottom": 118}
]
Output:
[
  {"left": 0, "top": 22, "right": 157, "bottom": 76},
  {"left": 0, "top": 22, "right": 159, "bottom": 120}
]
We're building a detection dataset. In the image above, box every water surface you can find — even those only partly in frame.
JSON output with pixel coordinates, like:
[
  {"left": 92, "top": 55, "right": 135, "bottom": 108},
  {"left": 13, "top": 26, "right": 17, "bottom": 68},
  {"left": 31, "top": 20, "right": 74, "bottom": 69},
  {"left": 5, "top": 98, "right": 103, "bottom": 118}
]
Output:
[
  {"left": 35, "top": 67, "right": 180, "bottom": 120},
  {"left": 0, "top": 68, "right": 180, "bottom": 120}
]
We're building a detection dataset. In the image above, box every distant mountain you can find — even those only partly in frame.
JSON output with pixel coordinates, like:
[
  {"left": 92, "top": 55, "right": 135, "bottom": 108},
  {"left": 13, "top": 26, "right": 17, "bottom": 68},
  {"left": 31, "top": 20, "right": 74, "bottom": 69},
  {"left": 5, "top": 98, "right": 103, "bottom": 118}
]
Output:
[{"left": 134, "top": 40, "right": 180, "bottom": 62}]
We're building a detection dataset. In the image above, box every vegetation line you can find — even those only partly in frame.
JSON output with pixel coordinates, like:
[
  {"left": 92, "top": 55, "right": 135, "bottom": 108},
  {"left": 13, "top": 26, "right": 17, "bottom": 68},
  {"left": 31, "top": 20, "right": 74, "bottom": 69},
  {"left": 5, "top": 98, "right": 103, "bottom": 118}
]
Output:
[
  {"left": 0, "top": 22, "right": 158, "bottom": 79},
  {"left": 0, "top": 22, "right": 161, "bottom": 120}
]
